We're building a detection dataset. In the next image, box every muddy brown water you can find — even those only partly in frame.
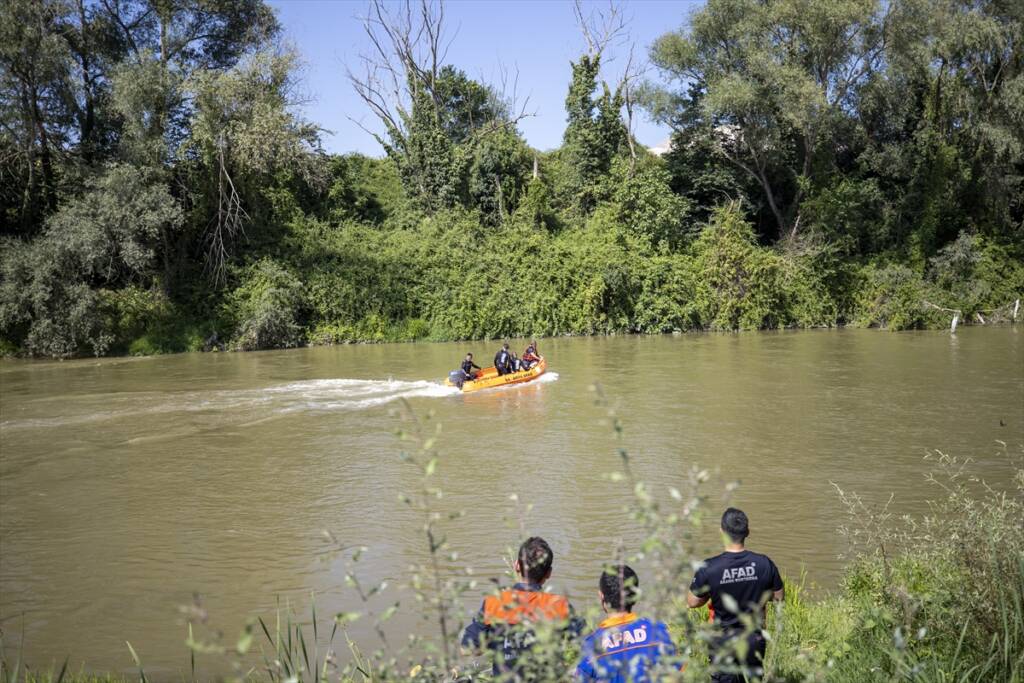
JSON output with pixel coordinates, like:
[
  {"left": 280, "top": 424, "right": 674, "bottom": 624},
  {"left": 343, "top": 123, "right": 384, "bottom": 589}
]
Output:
[{"left": 1, "top": 328, "right": 1021, "bottom": 676}]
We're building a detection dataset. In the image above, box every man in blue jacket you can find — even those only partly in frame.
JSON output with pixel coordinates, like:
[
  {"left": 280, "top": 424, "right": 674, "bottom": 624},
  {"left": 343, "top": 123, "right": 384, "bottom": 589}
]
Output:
[{"left": 576, "top": 565, "right": 677, "bottom": 682}]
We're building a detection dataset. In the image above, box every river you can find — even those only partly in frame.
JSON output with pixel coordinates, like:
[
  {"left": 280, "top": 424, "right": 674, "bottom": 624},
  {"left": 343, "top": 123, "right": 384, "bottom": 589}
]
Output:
[{"left": 1, "top": 328, "right": 1021, "bottom": 676}]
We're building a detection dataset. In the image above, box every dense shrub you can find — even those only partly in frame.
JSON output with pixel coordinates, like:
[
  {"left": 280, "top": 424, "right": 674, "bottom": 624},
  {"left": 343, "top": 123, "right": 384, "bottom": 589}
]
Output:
[
  {"left": 225, "top": 259, "right": 305, "bottom": 350},
  {"left": 772, "top": 447, "right": 1024, "bottom": 682},
  {"left": 0, "top": 165, "right": 182, "bottom": 357},
  {"left": 690, "top": 204, "right": 789, "bottom": 330},
  {"left": 603, "top": 157, "right": 693, "bottom": 250},
  {"left": 852, "top": 263, "right": 941, "bottom": 330}
]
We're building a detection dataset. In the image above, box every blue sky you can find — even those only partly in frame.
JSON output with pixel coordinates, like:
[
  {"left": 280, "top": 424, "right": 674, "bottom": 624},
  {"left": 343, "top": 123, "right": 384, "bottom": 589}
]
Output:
[{"left": 269, "top": 0, "right": 704, "bottom": 156}]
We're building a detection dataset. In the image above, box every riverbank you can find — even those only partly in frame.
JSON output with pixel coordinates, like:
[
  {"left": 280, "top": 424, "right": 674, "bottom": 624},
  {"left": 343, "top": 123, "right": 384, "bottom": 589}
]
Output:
[
  {"left": 2, "top": 250, "right": 1021, "bottom": 362},
  {"left": 3, "top": 203, "right": 1023, "bottom": 360}
]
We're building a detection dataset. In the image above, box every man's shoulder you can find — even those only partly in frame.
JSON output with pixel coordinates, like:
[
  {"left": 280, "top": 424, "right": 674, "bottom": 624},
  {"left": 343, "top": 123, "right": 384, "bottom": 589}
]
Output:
[
  {"left": 580, "top": 626, "right": 603, "bottom": 650},
  {"left": 744, "top": 549, "right": 777, "bottom": 566},
  {"left": 635, "top": 617, "right": 672, "bottom": 638},
  {"left": 699, "top": 551, "right": 730, "bottom": 567}
]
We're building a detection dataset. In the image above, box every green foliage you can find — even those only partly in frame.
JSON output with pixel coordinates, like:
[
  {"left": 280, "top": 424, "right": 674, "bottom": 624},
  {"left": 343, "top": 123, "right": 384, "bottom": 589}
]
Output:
[
  {"left": 513, "top": 175, "right": 556, "bottom": 230},
  {"left": 690, "top": 204, "right": 788, "bottom": 330},
  {"left": 648, "top": 0, "right": 1024, "bottom": 252},
  {"left": 0, "top": 165, "right": 182, "bottom": 357},
  {"left": 561, "top": 54, "right": 628, "bottom": 215},
  {"left": 1, "top": 0, "right": 1022, "bottom": 358},
  {"left": 790, "top": 447, "right": 1024, "bottom": 682},
  {"left": 225, "top": 259, "right": 305, "bottom": 351},
  {"left": 468, "top": 127, "right": 533, "bottom": 225},
  {"left": 322, "top": 155, "right": 398, "bottom": 224},
  {"left": 603, "top": 156, "right": 693, "bottom": 250},
  {"left": 801, "top": 177, "right": 889, "bottom": 255},
  {"left": 47, "top": 164, "right": 182, "bottom": 281},
  {"left": 99, "top": 287, "right": 207, "bottom": 355},
  {"left": 852, "top": 263, "right": 939, "bottom": 330},
  {"left": 381, "top": 66, "right": 514, "bottom": 215}
]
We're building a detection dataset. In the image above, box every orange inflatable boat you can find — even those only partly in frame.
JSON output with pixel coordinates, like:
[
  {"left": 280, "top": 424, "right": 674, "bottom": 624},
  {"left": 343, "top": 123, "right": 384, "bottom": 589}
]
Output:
[{"left": 445, "top": 357, "right": 547, "bottom": 393}]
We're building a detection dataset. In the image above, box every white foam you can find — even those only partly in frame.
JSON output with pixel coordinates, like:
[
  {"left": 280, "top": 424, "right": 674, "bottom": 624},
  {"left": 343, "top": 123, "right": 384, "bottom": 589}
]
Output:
[{"left": 0, "top": 378, "right": 460, "bottom": 430}]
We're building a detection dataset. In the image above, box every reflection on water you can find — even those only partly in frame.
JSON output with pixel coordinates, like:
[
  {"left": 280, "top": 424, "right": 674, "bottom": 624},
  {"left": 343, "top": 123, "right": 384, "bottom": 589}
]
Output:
[{"left": 1, "top": 328, "right": 1021, "bottom": 675}]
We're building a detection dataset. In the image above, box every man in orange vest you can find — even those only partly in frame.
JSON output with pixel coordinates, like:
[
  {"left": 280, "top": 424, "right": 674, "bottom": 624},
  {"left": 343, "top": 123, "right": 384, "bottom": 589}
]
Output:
[
  {"left": 461, "top": 536, "right": 584, "bottom": 675},
  {"left": 520, "top": 341, "right": 540, "bottom": 370}
]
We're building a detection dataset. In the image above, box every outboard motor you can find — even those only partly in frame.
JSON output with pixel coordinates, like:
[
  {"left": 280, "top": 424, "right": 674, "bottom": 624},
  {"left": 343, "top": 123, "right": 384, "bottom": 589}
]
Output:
[{"left": 448, "top": 370, "right": 465, "bottom": 389}]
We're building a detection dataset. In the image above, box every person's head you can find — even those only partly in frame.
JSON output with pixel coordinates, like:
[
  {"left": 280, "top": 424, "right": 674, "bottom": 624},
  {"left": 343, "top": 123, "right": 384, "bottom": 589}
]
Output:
[
  {"left": 721, "top": 507, "right": 749, "bottom": 545},
  {"left": 503, "top": 343, "right": 509, "bottom": 350},
  {"left": 515, "top": 536, "right": 553, "bottom": 585},
  {"left": 465, "top": 352, "right": 473, "bottom": 360},
  {"left": 599, "top": 564, "right": 639, "bottom": 613}
]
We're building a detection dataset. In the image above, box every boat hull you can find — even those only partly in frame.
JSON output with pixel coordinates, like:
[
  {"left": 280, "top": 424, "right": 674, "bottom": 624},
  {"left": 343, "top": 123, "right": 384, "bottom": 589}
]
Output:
[{"left": 445, "top": 358, "right": 547, "bottom": 393}]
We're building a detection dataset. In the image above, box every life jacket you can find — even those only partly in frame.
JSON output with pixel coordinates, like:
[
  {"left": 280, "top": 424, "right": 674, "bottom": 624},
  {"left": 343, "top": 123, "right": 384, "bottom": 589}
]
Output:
[{"left": 482, "top": 588, "right": 570, "bottom": 626}]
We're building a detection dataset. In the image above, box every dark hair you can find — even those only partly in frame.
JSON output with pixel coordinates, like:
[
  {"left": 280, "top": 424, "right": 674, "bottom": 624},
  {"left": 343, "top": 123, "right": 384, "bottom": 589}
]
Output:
[
  {"left": 503, "top": 343, "right": 509, "bottom": 349},
  {"left": 466, "top": 352, "right": 473, "bottom": 358},
  {"left": 600, "top": 564, "right": 639, "bottom": 611},
  {"left": 721, "top": 507, "right": 749, "bottom": 543},
  {"left": 517, "top": 537, "right": 553, "bottom": 584}
]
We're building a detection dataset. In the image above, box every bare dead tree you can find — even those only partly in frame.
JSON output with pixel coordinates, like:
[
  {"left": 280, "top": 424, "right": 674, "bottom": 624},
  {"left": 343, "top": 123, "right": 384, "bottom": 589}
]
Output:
[
  {"left": 619, "top": 42, "right": 650, "bottom": 172},
  {"left": 347, "top": 0, "right": 531, "bottom": 151},
  {"left": 573, "top": 0, "right": 629, "bottom": 62},
  {"left": 347, "top": 0, "right": 453, "bottom": 145},
  {"left": 203, "top": 135, "right": 248, "bottom": 287},
  {"left": 573, "top": 0, "right": 642, "bottom": 172}
]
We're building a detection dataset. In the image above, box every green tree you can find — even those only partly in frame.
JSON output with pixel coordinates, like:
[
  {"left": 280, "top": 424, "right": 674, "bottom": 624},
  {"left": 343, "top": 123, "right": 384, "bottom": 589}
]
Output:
[
  {"left": 185, "top": 48, "right": 322, "bottom": 284},
  {"left": 468, "top": 126, "right": 532, "bottom": 225},
  {"left": 349, "top": 2, "right": 525, "bottom": 214},
  {"left": 561, "top": 53, "right": 627, "bottom": 215},
  {"left": 0, "top": 0, "right": 76, "bottom": 232},
  {"left": 0, "top": 164, "right": 182, "bottom": 356},
  {"left": 648, "top": 0, "right": 888, "bottom": 238}
]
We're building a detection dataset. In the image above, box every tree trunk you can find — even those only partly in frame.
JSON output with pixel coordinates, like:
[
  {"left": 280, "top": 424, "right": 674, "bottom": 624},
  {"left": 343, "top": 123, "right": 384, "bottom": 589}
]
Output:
[
  {"left": 75, "top": 0, "right": 96, "bottom": 161},
  {"left": 30, "top": 86, "right": 56, "bottom": 213}
]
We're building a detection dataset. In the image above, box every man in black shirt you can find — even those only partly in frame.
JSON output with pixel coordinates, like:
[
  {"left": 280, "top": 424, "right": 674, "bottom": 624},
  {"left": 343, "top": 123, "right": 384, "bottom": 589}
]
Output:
[
  {"left": 494, "top": 343, "right": 513, "bottom": 375},
  {"left": 687, "top": 508, "right": 784, "bottom": 682}
]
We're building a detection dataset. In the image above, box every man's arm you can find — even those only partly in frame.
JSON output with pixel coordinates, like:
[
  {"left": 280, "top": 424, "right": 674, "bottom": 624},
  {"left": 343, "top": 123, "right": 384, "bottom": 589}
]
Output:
[
  {"left": 686, "top": 591, "right": 709, "bottom": 609},
  {"left": 460, "top": 604, "right": 490, "bottom": 652},
  {"left": 769, "top": 559, "right": 785, "bottom": 603},
  {"left": 565, "top": 605, "right": 587, "bottom": 638},
  {"left": 687, "top": 566, "right": 709, "bottom": 609},
  {"left": 573, "top": 634, "right": 596, "bottom": 681}
]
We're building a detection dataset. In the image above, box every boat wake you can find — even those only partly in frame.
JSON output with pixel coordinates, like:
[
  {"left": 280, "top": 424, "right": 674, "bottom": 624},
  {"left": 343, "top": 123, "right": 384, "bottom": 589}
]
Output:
[
  {"left": 265, "top": 378, "right": 461, "bottom": 413},
  {"left": 1, "top": 378, "right": 461, "bottom": 431}
]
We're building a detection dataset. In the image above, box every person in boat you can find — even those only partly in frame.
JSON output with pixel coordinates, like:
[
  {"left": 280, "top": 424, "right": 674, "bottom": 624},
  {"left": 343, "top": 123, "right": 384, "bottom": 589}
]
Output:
[
  {"left": 462, "top": 536, "right": 585, "bottom": 676},
  {"left": 494, "top": 343, "right": 514, "bottom": 375},
  {"left": 687, "top": 508, "right": 784, "bottom": 683},
  {"left": 459, "top": 353, "right": 482, "bottom": 384},
  {"left": 520, "top": 341, "right": 540, "bottom": 370},
  {"left": 575, "top": 564, "right": 678, "bottom": 682}
]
